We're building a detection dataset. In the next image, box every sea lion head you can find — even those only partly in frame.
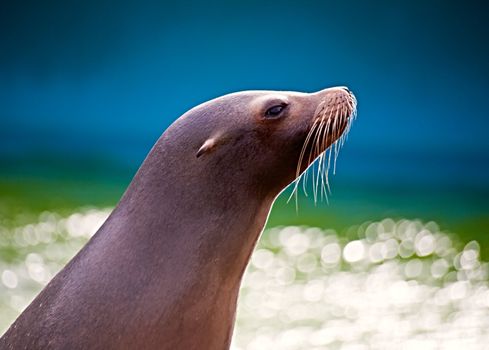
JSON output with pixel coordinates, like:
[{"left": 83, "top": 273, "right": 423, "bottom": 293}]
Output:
[{"left": 167, "top": 87, "right": 357, "bottom": 200}]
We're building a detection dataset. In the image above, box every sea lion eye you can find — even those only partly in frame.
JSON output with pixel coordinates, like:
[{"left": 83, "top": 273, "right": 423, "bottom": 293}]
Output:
[{"left": 265, "top": 104, "right": 286, "bottom": 118}]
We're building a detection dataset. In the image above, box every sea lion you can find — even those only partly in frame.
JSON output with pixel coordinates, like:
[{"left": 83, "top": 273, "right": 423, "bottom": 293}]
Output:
[{"left": 0, "top": 87, "right": 357, "bottom": 350}]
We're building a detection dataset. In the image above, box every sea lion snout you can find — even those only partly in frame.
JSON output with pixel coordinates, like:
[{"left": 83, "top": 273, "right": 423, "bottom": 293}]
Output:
[
  {"left": 304, "top": 86, "right": 357, "bottom": 156},
  {"left": 312, "top": 86, "right": 356, "bottom": 125},
  {"left": 289, "top": 86, "right": 357, "bottom": 198}
]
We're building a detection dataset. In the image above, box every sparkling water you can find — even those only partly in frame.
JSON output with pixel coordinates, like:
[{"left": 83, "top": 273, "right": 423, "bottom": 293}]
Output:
[{"left": 0, "top": 210, "right": 488, "bottom": 349}]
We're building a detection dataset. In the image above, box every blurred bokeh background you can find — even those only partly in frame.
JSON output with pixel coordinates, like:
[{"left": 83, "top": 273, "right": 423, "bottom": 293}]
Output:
[{"left": 1, "top": 1, "right": 488, "bottom": 348}]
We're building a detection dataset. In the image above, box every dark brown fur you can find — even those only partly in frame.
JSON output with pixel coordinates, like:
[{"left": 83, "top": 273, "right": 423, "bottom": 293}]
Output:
[{"left": 0, "top": 88, "right": 354, "bottom": 350}]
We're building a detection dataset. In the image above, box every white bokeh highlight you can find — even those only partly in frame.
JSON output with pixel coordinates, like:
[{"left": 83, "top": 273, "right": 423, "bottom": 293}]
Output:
[{"left": 0, "top": 211, "right": 488, "bottom": 349}]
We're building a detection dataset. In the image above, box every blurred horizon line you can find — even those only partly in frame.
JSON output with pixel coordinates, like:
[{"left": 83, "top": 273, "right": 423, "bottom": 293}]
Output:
[{"left": 1, "top": 149, "right": 488, "bottom": 192}]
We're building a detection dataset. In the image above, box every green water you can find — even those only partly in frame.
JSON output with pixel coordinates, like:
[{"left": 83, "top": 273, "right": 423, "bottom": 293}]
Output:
[{"left": 2, "top": 175, "right": 487, "bottom": 257}]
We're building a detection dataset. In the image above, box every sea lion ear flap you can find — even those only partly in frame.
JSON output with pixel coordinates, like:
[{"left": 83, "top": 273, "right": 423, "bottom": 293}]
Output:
[{"left": 196, "top": 138, "right": 216, "bottom": 158}]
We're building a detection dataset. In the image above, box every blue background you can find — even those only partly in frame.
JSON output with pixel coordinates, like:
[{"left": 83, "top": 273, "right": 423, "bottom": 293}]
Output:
[{"left": 0, "top": 0, "right": 488, "bottom": 240}]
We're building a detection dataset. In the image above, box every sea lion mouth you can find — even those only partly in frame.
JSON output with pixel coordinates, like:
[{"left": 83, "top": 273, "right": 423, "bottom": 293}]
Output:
[
  {"left": 289, "top": 89, "right": 357, "bottom": 206},
  {"left": 310, "top": 89, "right": 357, "bottom": 154}
]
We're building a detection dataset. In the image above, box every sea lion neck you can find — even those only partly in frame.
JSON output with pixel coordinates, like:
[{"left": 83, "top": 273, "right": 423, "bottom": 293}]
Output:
[{"left": 111, "top": 129, "right": 275, "bottom": 284}]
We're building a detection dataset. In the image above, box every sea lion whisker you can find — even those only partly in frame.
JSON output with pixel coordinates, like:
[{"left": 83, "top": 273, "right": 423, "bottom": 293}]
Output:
[
  {"left": 313, "top": 120, "right": 328, "bottom": 203},
  {"left": 303, "top": 107, "right": 329, "bottom": 205},
  {"left": 332, "top": 99, "right": 356, "bottom": 177},
  {"left": 321, "top": 117, "right": 332, "bottom": 199},
  {"left": 288, "top": 88, "right": 357, "bottom": 208},
  {"left": 320, "top": 108, "right": 335, "bottom": 201},
  {"left": 318, "top": 134, "right": 329, "bottom": 201},
  {"left": 287, "top": 119, "right": 321, "bottom": 208},
  {"left": 308, "top": 120, "right": 323, "bottom": 204},
  {"left": 313, "top": 108, "right": 331, "bottom": 203},
  {"left": 332, "top": 107, "right": 341, "bottom": 175},
  {"left": 323, "top": 109, "right": 335, "bottom": 197},
  {"left": 304, "top": 117, "right": 326, "bottom": 193}
]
